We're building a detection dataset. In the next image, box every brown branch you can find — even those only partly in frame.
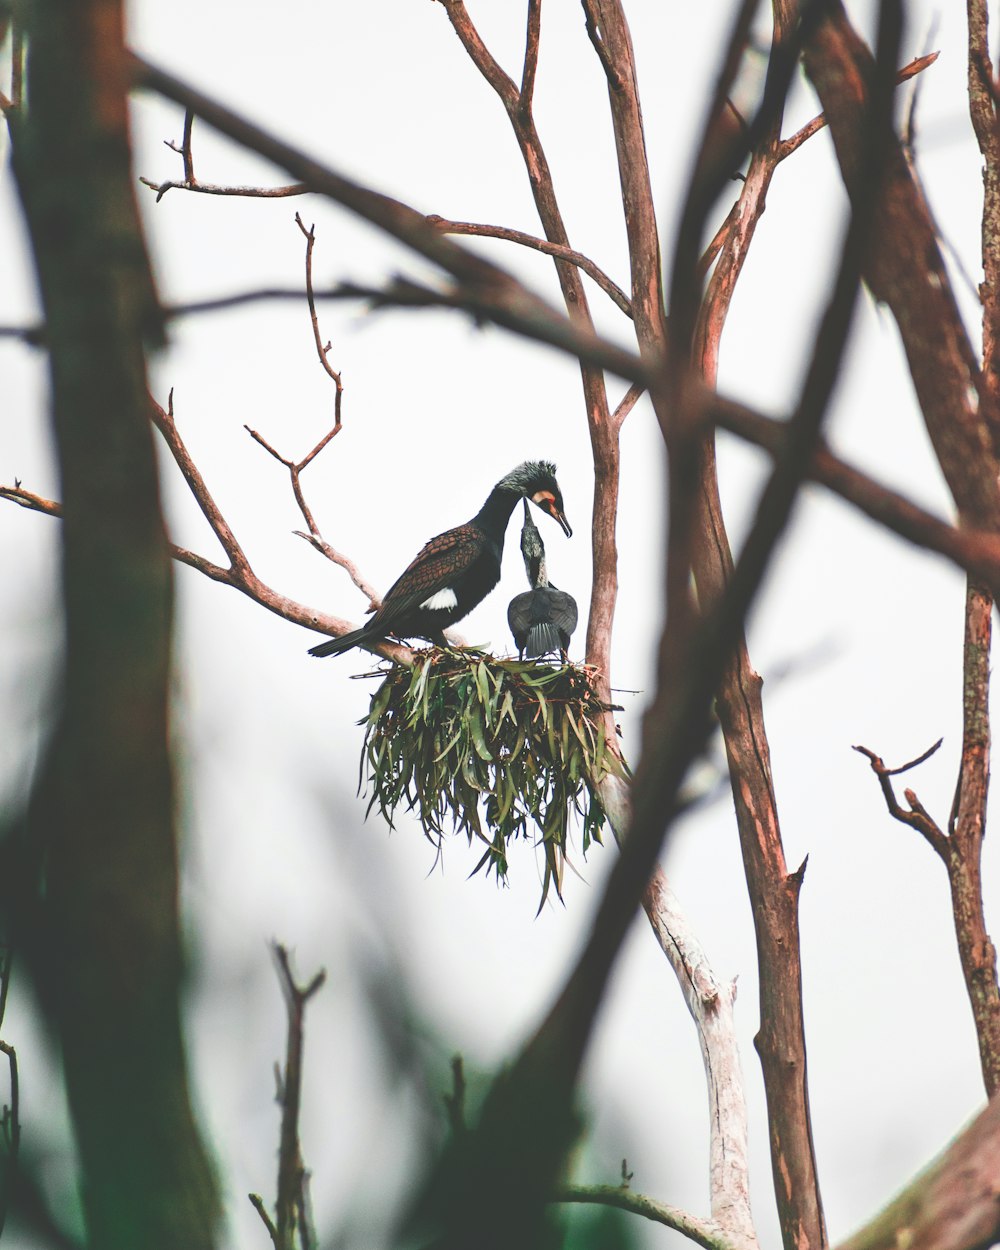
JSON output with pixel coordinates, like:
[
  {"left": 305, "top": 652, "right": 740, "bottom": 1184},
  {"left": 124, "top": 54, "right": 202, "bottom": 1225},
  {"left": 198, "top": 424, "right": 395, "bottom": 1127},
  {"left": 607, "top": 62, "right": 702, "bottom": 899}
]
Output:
[
  {"left": 0, "top": 480, "right": 415, "bottom": 663},
  {"left": 802, "top": 6, "right": 998, "bottom": 533},
  {"left": 293, "top": 214, "right": 346, "bottom": 399},
  {"left": 777, "top": 51, "right": 939, "bottom": 161},
  {"left": 948, "top": 582, "right": 1000, "bottom": 1096},
  {"left": 150, "top": 391, "right": 254, "bottom": 580},
  {"left": 8, "top": 2, "right": 220, "bottom": 1240},
  {"left": 852, "top": 742, "right": 949, "bottom": 857},
  {"left": 427, "top": 216, "right": 633, "bottom": 316},
  {"left": 710, "top": 396, "right": 1000, "bottom": 594},
  {"left": 239, "top": 216, "right": 373, "bottom": 601},
  {"left": 611, "top": 382, "right": 644, "bottom": 432},
  {"left": 153, "top": 393, "right": 417, "bottom": 660},
  {"left": 968, "top": 0, "right": 1000, "bottom": 449},
  {"left": 519, "top": 0, "right": 541, "bottom": 114},
  {"left": 834, "top": 1095, "right": 1000, "bottom": 1250},
  {"left": 591, "top": 2, "right": 841, "bottom": 1248},
  {"left": 130, "top": 53, "right": 649, "bottom": 388}
]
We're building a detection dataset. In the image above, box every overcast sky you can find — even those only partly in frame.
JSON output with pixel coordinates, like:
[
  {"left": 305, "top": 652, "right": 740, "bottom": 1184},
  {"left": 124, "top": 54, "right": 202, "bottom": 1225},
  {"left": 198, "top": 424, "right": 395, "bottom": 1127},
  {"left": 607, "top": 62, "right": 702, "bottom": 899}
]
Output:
[{"left": 1, "top": 3, "right": 996, "bottom": 1248}]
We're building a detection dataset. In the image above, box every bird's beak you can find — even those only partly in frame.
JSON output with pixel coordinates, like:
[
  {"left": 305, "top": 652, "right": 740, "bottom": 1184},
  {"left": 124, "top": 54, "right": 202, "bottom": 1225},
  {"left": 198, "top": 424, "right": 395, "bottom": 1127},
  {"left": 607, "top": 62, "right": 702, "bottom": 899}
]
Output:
[{"left": 533, "top": 491, "right": 572, "bottom": 536}]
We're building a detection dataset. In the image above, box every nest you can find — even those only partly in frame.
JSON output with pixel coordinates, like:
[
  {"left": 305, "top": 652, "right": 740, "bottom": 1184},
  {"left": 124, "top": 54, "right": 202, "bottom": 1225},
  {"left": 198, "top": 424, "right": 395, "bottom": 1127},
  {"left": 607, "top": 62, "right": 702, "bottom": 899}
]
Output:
[{"left": 359, "top": 648, "right": 628, "bottom": 907}]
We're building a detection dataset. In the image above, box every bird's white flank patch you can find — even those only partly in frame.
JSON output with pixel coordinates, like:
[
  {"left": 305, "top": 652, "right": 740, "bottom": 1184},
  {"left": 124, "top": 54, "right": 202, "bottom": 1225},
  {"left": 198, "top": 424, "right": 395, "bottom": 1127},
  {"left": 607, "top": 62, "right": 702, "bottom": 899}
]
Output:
[{"left": 421, "top": 588, "right": 459, "bottom": 611}]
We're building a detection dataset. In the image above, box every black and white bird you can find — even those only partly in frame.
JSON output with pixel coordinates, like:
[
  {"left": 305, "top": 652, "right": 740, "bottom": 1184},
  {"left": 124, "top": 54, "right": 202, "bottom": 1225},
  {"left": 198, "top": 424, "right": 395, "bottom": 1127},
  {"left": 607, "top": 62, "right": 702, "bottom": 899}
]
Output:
[
  {"left": 308, "top": 460, "right": 571, "bottom": 658},
  {"left": 507, "top": 499, "right": 578, "bottom": 660}
]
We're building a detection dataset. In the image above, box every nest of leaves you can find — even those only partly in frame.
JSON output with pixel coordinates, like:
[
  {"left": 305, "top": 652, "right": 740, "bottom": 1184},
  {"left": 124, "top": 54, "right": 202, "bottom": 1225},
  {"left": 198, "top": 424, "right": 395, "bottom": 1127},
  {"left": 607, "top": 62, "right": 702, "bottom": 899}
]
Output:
[{"left": 359, "top": 647, "right": 628, "bottom": 907}]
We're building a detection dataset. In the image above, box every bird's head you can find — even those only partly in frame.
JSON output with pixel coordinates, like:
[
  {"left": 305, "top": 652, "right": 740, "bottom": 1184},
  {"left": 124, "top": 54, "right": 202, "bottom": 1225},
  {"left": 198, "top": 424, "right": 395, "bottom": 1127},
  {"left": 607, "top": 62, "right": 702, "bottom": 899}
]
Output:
[{"left": 500, "top": 460, "right": 572, "bottom": 537}]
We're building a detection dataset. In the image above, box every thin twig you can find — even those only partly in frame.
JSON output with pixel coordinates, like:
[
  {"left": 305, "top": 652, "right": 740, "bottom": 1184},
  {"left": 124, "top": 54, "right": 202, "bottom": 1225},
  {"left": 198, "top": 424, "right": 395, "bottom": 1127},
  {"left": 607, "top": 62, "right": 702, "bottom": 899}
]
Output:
[
  {"left": 777, "top": 51, "right": 939, "bottom": 161},
  {"left": 273, "top": 945, "right": 325, "bottom": 1250},
  {"left": 293, "top": 214, "right": 346, "bottom": 396},
  {"left": 138, "top": 112, "right": 306, "bottom": 201},
  {"left": 130, "top": 53, "right": 649, "bottom": 388},
  {"left": 248, "top": 1193, "right": 280, "bottom": 1249},
  {"left": 559, "top": 1185, "right": 743, "bottom": 1250},
  {"left": 427, "top": 216, "right": 632, "bottom": 317},
  {"left": 852, "top": 743, "right": 949, "bottom": 857},
  {"left": 150, "top": 391, "right": 254, "bottom": 579}
]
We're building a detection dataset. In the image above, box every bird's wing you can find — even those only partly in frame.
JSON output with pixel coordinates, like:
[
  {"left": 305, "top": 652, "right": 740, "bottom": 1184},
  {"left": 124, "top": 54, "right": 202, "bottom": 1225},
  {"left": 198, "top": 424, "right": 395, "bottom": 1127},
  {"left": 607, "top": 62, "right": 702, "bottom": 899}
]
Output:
[
  {"left": 550, "top": 589, "right": 579, "bottom": 635},
  {"left": 373, "top": 524, "right": 484, "bottom": 624}
]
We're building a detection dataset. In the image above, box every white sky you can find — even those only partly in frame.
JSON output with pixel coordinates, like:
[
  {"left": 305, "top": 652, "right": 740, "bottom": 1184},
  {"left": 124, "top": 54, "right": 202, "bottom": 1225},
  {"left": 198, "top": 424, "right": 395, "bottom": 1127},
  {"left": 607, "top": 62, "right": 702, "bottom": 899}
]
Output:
[{"left": 1, "top": 2, "right": 997, "bottom": 1248}]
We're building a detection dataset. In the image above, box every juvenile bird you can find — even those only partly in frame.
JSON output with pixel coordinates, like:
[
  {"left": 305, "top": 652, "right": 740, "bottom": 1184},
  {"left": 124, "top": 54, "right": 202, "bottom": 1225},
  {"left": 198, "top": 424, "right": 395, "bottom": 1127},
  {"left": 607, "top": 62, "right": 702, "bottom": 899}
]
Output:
[
  {"left": 507, "top": 499, "right": 578, "bottom": 660},
  {"left": 309, "top": 460, "right": 571, "bottom": 658}
]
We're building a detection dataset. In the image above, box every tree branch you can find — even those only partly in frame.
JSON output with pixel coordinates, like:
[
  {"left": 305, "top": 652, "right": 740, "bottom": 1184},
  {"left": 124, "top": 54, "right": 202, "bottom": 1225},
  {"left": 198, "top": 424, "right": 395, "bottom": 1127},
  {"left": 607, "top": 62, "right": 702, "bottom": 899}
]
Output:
[
  {"left": 426, "top": 215, "right": 632, "bottom": 316},
  {"left": 802, "top": 4, "right": 999, "bottom": 532},
  {"left": 8, "top": 2, "right": 220, "bottom": 1242},
  {"left": 947, "top": 581, "right": 1000, "bottom": 1095},
  {"left": 777, "top": 51, "right": 939, "bottom": 161},
  {"left": 852, "top": 741, "right": 949, "bottom": 856},
  {"left": 559, "top": 1183, "right": 743, "bottom": 1250},
  {"left": 834, "top": 1095, "right": 1000, "bottom": 1250},
  {"left": 130, "top": 52, "right": 648, "bottom": 389}
]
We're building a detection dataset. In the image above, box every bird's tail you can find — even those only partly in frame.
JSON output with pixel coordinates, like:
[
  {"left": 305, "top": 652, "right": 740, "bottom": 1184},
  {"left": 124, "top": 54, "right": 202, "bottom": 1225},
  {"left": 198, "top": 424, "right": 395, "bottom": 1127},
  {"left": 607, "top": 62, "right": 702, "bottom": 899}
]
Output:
[
  {"left": 525, "top": 622, "right": 562, "bottom": 658},
  {"left": 307, "top": 626, "right": 370, "bottom": 658}
]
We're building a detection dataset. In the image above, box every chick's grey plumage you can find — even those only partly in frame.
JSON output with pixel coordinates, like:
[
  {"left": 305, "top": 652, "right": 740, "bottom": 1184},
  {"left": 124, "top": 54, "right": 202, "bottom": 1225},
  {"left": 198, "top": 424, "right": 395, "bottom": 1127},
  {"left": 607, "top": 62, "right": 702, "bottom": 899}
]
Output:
[
  {"left": 507, "top": 500, "right": 578, "bottom": 659},
  {"left": 309, "top": 460, "right": 571, "bottom": 658}
]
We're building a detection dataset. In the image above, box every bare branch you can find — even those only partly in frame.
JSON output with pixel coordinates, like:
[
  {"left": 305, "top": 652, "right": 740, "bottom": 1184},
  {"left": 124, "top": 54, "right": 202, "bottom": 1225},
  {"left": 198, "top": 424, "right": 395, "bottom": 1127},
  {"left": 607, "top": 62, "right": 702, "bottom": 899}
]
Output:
[
  {"left": 597, "top": 777, "right": 757, "bottom": 1249},
  {"left": 248, "top": 1193, "right": 280, "bottom": 1249},
  {"left": 777, "top": 51, "right": 939, "bottom": 161},
  {"left": 851, "top": 743, "right": 949, "bottom": 857},
  {"left": 611, "top": 382, "right": 644, "bottom": 432},
  {"left": 710, "top": 396, "right": 1000, "bottom": 595},
  {"left": 272, "top": 945, "right": 326, "bottom": 1250},
  {"left": 948, "top": 581, "right": 1000, "bottom": 1095},
  {"left": 130, "top": 52, "right": 644, "bottom": 389},
  {"left": 834, "top": 1095, "right": 1000, "bottom": 1250},
  {"left": 292, "top": 532, "right": 380, "bottom": 604},
  {"left": 967, "top": 1, "right": 1000, "bottom": 448},
  {"left": 644, "top": 871, "right": 757, "bottom": 1249},
  {"left": 427, "top": 215, "right": 633, "bottom": 317},
  {"left": 139, "top": 110, "right": 305, "bottom": 200},
  {"left": 293, "top": 214, "right": 346, "bottom": 399},
  {"left": 0, "top": 478, "right": 418, "bottom": 663},
  {"left": 803, "top": 11, "right": 996, "bottom": 532},
  {"left": 139, "top": 176, "right": 307, "bottom": 201},
  {"left": 520, "top": 0, "right": 541, "bottom": 114},
  {"left": 150, "top": 392, "right": 254, "bottom": 580},
  {"left": 559, "top": 1184, "right": 743, "bottom": 1250}
]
